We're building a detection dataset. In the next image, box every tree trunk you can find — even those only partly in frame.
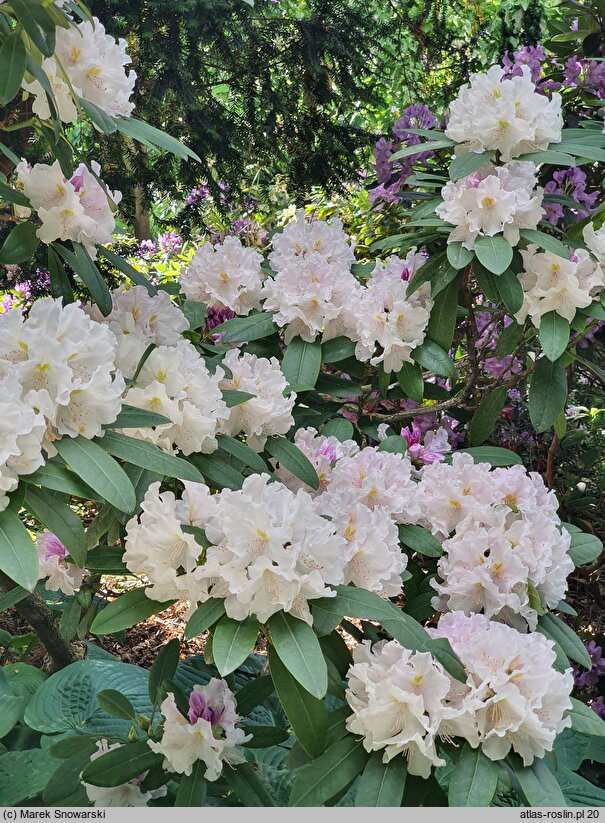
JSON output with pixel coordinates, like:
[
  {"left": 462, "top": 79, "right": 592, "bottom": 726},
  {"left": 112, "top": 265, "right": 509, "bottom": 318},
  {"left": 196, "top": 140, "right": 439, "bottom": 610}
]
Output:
[
  {"left": 0, "top": 572, "right": 80, "bottom": 671},
  {"left": 133, "top": 184, "right": 151, "bottom": 241}
]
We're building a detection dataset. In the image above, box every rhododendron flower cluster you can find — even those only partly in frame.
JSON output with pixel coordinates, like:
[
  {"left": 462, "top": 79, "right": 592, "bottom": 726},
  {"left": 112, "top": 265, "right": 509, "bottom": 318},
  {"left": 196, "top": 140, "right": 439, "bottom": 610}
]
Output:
[
  {"left": 430, "top": 612, "right": 573, "bottom": 765},
  {"left": 378, "top": 422, "right": 452, "bottom": 465},
  {"left": 180, "top": 236, "right": 266, "bottom": 315},
  {"left": 16, "top": 159, "right": 121, "bottom": 258},
  {"left": 583, "top": 221, "right": 605, "bottom": 264},
  {"left": 217, "top": 349, "right": 295, "bottom": 450},
  {"left": 273, "top": 426, "right": 359, "bottom": 496},
  {"left": 515, "top": 246, "right": 605, "bottom": 327},
  {"left": 268, "top": 209, "right": 355, "bottom": 272},
  {"left": 148, "top": 680, "right": 249, "bottom": 780},
  {"left": 22, "top": 17, "right": 136, "bottom": 123},
  {"left": 82, "top": 741, "right": 167, "bottom": 807},
  {"left": 37, "top": 531, "right": 87, "bottom": 595},
  {"left": 436, "top": 162, "right": 544, "bottom": 250},
  {"left": 417, "top": 454, "right": 573, "bottom": 628},
  {"left": 445, "top": 65, "right": 563, "bottom": 160}
]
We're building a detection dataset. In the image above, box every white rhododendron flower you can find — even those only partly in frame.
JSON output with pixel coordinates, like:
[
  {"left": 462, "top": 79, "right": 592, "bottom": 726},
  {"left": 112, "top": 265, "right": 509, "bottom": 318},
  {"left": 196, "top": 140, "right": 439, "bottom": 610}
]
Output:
[
  {"left": 347, "top": 253, "right": 433, "bottom": 373},
  {"left": 86, "top": 285, "right": 189, "bottom": 377},
  {"left": 16, "top": 160, "right": 121, "bottom": 259},
  {"left": 123, "top": 340, "right": 228, "bottom": 455},
  {"left": 583, "top": 221, "right": 605, "bottom": 263},
  {"left": 515, "top": 246, "right": 605, "bottom": 326},
  {"left": 23, "top": 17, "right": 136, "bottom": 123},
  {"left": 418, "top": 455, "right": 573, "bottom": 628},
  {"left": 446, "top": 65, "right": 562, "bottom": 160},
  {"left": 429, "top": 612, "right": 573, "bottom": 765},
  {"left": 269, "top": 209, "right": 355, "bottom": 272},
  {"left": 436, "top": 162, "right": 544, "bottom": 249},
  {"left": 181, "top": 237, "right": 265, "bottom": 315},
  {"left": 345, "top": 639, "right": 476, "bottom": 778},
  {"left": 272, "top": 426, "right": 359, "bottom": 495},
  {"left": 149, "top": 680, "right": 250, "bottom": 781},
  {"left": 82, "top": 740, "right": 167, "bottom": 807},
  {"left": 37, "top": 531, "right": 88, "bottom": 595},
  {"left": 218, "top": 349, "right": 295, "bottom": 450}
]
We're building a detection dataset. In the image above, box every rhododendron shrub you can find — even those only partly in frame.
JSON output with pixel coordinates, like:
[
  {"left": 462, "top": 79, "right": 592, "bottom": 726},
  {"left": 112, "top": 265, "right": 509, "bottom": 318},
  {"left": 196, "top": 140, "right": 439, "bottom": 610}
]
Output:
[{"left": 0, "top": 0, "right": 604, "bottom": 811}]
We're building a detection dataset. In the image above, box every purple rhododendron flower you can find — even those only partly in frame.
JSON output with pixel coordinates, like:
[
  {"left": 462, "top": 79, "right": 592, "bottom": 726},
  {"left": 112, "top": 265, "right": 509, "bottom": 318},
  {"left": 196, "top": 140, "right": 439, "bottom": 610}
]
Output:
[{"left": 188, "top": 690, "right": 224, "bottom": 726}]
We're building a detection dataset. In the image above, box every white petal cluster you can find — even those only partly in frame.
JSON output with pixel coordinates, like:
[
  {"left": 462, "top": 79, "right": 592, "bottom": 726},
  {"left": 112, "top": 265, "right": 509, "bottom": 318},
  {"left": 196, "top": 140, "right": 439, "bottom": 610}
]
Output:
[
  {"left": 23, "top": 17, "right": 136, "bottom": 122},
  {"left": 0, "top": 298, "right": 123, "bottom": 495},
  {"left": 82, "top": 740, "right": 167, "bottom": 807},
  {"left": 125, "top": 475, "right": 348, "bottom": 625},
  {"left": 180, "top": 237, "right": 265, "bottom": 315},
  {"left": 429, "top": 612, "right": 573, "bottom": 765},
  {"left": 346, "top": 254, "right": 433, "bottom": 373},
  {"left": 124, "top": 340, "right": 228, "bottom": 456},
  {"left": 417, "top": 454, "right": 573, "bottom": 629},
  {"left": 86, "top": 285, "right": 190, "bottom": 378},
  {"left": 583, "top": 221, "right": 605, "bottom": 263},
  {"left": 16, "top": 160, "right": 121, "bottom": 259},
  {"left": 218, "top": 349, "right": 295, "bottom": 451},
  {"left": 436, "top": 162, "right": 544, "bottom": 250},
  {"left": 446, "top": 65, "right": 562, "bottom": 160},
  {"left": 37, "top": 531, "right": 87, "bottom": 596},
  {"left": 272, "top": 426, "right": 359, "bottom": 496},
  {"left": 515, "top": 246, "right": 605, "bottom": 326},
  {"left": 345, "top": 639, "right": 474, "bottom": 778},
  {"left": 148, "top": 680, "right": 249, "bottom": 781},
  {"left": 269, "top": 209, "right": 355, "bottom": 272}
]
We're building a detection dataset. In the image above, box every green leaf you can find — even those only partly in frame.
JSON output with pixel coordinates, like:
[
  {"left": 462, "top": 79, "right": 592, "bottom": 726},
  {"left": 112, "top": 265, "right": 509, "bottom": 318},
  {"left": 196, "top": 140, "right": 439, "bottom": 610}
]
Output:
[
  {"left": 567, "top": 530, "right": 603, "bottom": 566},
  {"left": 468, "top": 387, "right": 508, "bottom": 445},
  {"left": 0, "top": 584, "right": 28, "bottom": 613},
  {"left": 0, "top": 221, "right": 39, "bottom": 264},
  {"left": 55, "top": 243, "right": 112, "bottom": 317},
  {"left": 398, "top": 524, "right": 443, "bottom": 558},
  {"left": 567, "top": 697, "right": 605, "bottom": 737},
  {"left": 282, "top": 337, "right": 322, "bottom": 390},
  {"left": 215, "top": 312, "right": 277, "bottom": 343},
  {"left": 216, "top": 435, "right": 268, "bottom": 473},
  {"left": 48, "top": 244, "right": 74, "bottom": 303},
  {"left": 519, "top": 229, "right": 570, "bottom": 258},
  {"left": 494, "top": 320, "right": 522, "bottom": 358},
  {"left": 407, "top": 251, "right": 449, "bottom": 295},
  {"left": 509, "top": 757, "right": 566, "bottom": 807},
  {"left": 529, "top": 357, "right": 568, "bottom": 433},
  {"left": 97, "top": 246, "right": 157, "bottom": 295},
  {"left": 107, "top": 405, "right": 172, "bottom": 429},
  {"left": 426, "top": 275, "right": 459, "bottom": 351},
  {"left": 81, "top": 739, "right": 163, "bottom": 788},
  {"left": 264, "top": 437, "right": 320, "bottom": 490},
  {"left": 223, "top": 762, "right": 276, "bottom": 807},
  {"left": 377, "top": 435, "right": 408, "bottom": 455},
  {"left": 175, "top": 760, "right": 208, "bottom": 807},
  {"left": 236, "top": 675, "right": 275, "bottom": 716},
  {"left": 25, "top": 487, "right": 87, "bottom": 567},
  {"left": 114, "top": 117, "right": 201, "bottom": 162},
  {"left": 396, "top": 362, "right": 424, "bottom": 402},
  {"left": 241, "top": 725, "right": 290, "bottom": 747},
  {"left": 185, "top": 599, "right": 226, "bottom": 639},
  {"left": 97, "top": 430, "right": 203, "bottom": 484},
  {"left": 86, "top": 546, "right": 129, "bottom": 574},
  {"left": 556, "top": 142, "right": 605, "bottom": 163},
  {"left": 517, "top": 150, "right": 576, "bottom": 166},
  {"left": 0, "top": 507, "right": 38, "bottom": 591},
  {"left": 390, "top": 138, "right": 453, "bottom": 161},
  {"left": 355, "top": 752, "right": 406, "bottom": 807},
  {"left": 55, "top": 436, "right": 136, "bottom": 513},
  {"left": 537, "top": 613, "right": 591, "bottom": 668},
  {"left": 321, "top": 336, "right": 356, "bottom": 363},
  {"left": 268, "top": 647, "right": 328, "bottom": 759},
  {"left": 321, "top": 418, "right": 355, "bottom": 441},
  {"left": 24, "top": 461, "right": 99, "bottom": 501},
  {"left": 192, "top": 453, "right": 244, "bottom": 490},
  {"left": 10, "top": 0, "right": 56, "bottom": 57},
  {"left": 455, "top": 446, "right": 522, "bottom": 466},
  {"left": 79, "top": 98, "right": 118, "bottom": 134},
  {"left": 269, "top": 612, "right": 328, "bottom": 699},
  {"left": 0, "top": 750, "right": 59, "bottom": 806},
  {"left": 212, "top": 616, "right": 258, "bottom": 676},
  {"left": 0, "top": 180, "right": 30, "bottom": 209},
  {"left": 448, "top": 743, "right": 498, "bottom": 806},
  {"left": 91, "top": 588, "right": 174, "bottom": 635},
  {"left": 96, "top": 689, "right": 137, "bottom": 721},
  {"left": 411, "top": 340, "right": 455, "bottom": 379},
  {"left": 289, "top": 734, "right": 369, "bottom": 806},
  {"left": 222, "top": 389, "right": 256, "bottom": 407},
  {"left": 182, "top": 300, "right": 207, "bottom": 330},
  {"left": 448, "top": 151, "right": 495, "bottom": 181},
  {"left": 474, "top": 235, "right": 513, "bottom": 275},
  {"left": 0, "top": 30, "right": 27, "bottom": 105},
  {"left": 149, "top": 638, "right": 180, "bottom": 705},
  {"left": 495, "top": 269, "right": 524, "bottom": 314},
  {"left": 446, "top": 242, "right": 474, "bottom": 270},
  {"left": 539, "top": 311, "right": 570, "bottom": 361}
]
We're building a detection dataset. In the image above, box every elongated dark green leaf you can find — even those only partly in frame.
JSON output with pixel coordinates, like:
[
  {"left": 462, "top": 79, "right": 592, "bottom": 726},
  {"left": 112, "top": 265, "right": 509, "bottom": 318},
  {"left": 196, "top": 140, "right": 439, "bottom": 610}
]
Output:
[
  {"left": 396, "top": 362, "right": 424, "bottom": 402},
  {"left": 474, "top": 235, "right": 513, "bottom": 275},
  {"left": 398, "top": 525, "right": 443, "bottom": 558},
  {"left": 0, "top": 30, "right": 27, "bottom": 105},
  {"left": 407, "top": 251, "right": 449, "bottom": 295},
  {"left": 81, "top": 739, "right": 163, "bottom": 788},
  {"left": 24, "top": 461, "right": 99, "bottom": 501},
  {"left": 321, "top": 336, "right": 356, "bottom": 363},
  {"left": 149, "top": 639, "right": 180, "bottom": 704},
  {"left": 494, "top": 320, "right": 522, "bottom": 358},
  {"left": 448, "top": 743, "right": 498, "bottom": 806},
  {"left": 223, "top": 762, "right": 276, "bottom": 807},
  {"left": 264, "top": 438, "right": 320, "bottom": 490},
  {"left": 519, "top": 229, "right": 570, "bottom": 258},
  {"left": 96, "top": 246, "right": 157, "bottom": 295},
  {"left": 0, "top": 584, "right": 28, "bottom": 613},
  {"left": 114, "top": 117, "right": 201, "bottom": 162},
  {"left": 0, "top": 221, "right": 39, "bottom": 265},
  {"left": 568, "top": 697, "right": 605, "bottom": 737},
  {"left": 107, "top": 405, "right": 172, "bottom": 429},
  {"left": 91, "top": 588, "right": 174, "bottom": 635},
  {"left": 191, "top": 453, "right": 244, "bottom": 490},
  {"left": 321, "top": 418, "right": 355, "bottom": 442},
  {"left": 86, "top": 546, "right": 129, "bottom": 574},
  {"left": 517, "top": 150, "right": 576, "bottom": 167},
  {"left": 282, "top": 337, "right": 322, "bottom": 390},
  {"left": 411, "top": 340, "right": 455, "bottom": 379},
  {"left": 510, "top": 757, "right": 566, "bottom": 807},
  {"left": 96, "top": 689, "right": 137, "bottom": 721},
  {"left": 390, "top": 139, "right": 453, "bottom": 161},
  {"left": 269, "top": 647, "right": 328, "bottom": 759},
  {"left": 48, "top": 245, "right": 74, "bottom": 303},
  {"left": 235, "top": 675, "right": 275, "bottom": 716},
  {"left": 449, "top": 151, "right": 495, "bottom": 181},
  {"left": 0, "top": 181, "right": 30, "bottom": 209},
  {"left": 185, "top": 599, "right": 226, "bottom": 639},
  {"left": 55, "top": 243, "right": 112, "bottom": 317},
  {"left": 539, "top": 311, "right": 570, "bottom": 362},
  {"left": 11, "top": 0, "right": 56, "bottom": 57},
  {"left": 175, "top": 760, "right": 207, "bottom": 807},
  {"left": 213, "top": 616, "right": 258, "bottom": 676},
  {"left": 241, "top": 725, "right": 289, "bottom": 747},
  {"left": 55, "top": 436, "right": 136, "bottom": 513},
  {"left": 557, "top": 142, "right": 605, "bottom": 163},
  {"left": 455, "top": 446, "right": 522, "bottom": 466},
  {"left": 269, "top": 612, "right": 328, "bottom": 699},
  {"left": 468, "top": 386, "right": 507, "bottom": 445},
  {"left": 25, "top": 487, "right": 87, "bottom": 567},
  {"left": 495, "top": 268, "right": 524, "bottom": 314},
  {"left": 355, "top": 752, "right": 406, "bottom": 807},
  {"left": 79, "top": 98, "right": 117, "bottom": 134},
  {"left": 215, "top": 312, "right": 277, "bottom": 344},
  {"left": 222, "top": 390, "right": 256, "bottom": 407},
  {"left": 377, "top": 435, "right": 408, "bottom": 455},
  {"left": 97, "top": 430, "right": 203, "bottom": 484},
  {"left": 289, "top": 735, "right": 369, "bottom": 807},
  {"left": 216, "top": 435, "right": 268, "bottom": 473},
  {"left": 529, "top": 357, "right": 568, "bottom": 433},
  {"left": 0, "top": 508, "right": 38, "bottom": 591},
  {"left": 537, "top": 613, "right": 591, "bottom": 668},
  {"left": 426, "top": 275, "right": 459, "bottom": 351}
]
